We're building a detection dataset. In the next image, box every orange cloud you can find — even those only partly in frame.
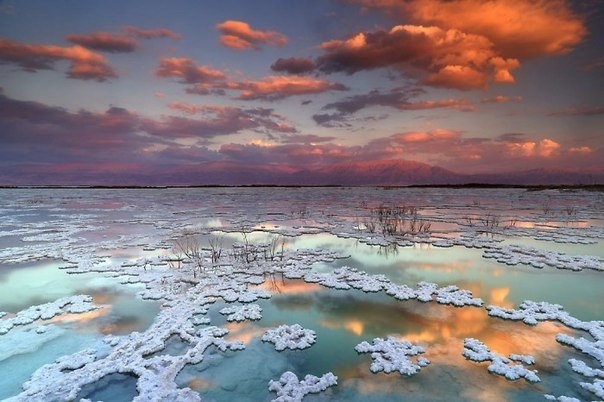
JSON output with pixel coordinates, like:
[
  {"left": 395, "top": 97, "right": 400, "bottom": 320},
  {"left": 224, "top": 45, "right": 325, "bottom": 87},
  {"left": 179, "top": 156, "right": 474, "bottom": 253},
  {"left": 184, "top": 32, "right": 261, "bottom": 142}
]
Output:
[
  {"left": 424, "top": 65, "right": 487, "bottom": 90},
  {"left": 354, "top": 0, "right": 586, "bottom": 59},
  {"left": 233, "top": 75, "right": 347, "bottom": 100},
  {"left": 331, "top": 0, "right": 584, "bottom": 91},
  {"left": 216, "top": 20, "right": 287, "bottom": 50},
  {"left": 317, "top": 24, "right": 519, "bottom": 90},
  {"left": 414, "top": 0, "right": 586, "bottom": 58},
  {"left": 0, "top": 38, "right": 116, "bottom": 81}
]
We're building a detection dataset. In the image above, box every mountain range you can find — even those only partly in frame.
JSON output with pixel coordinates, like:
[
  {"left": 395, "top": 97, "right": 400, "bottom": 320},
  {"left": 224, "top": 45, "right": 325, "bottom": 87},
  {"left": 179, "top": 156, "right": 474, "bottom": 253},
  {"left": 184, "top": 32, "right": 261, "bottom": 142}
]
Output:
[{"left": 3, "top": 159, "right": 603, "bottom": 186}]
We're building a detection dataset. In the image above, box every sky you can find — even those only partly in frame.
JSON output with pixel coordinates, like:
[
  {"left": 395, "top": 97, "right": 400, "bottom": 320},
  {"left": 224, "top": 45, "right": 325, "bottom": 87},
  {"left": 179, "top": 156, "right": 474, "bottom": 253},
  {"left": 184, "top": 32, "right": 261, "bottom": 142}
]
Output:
[{"left": 0, "top": 0, "right": 603, "bottom": 185}]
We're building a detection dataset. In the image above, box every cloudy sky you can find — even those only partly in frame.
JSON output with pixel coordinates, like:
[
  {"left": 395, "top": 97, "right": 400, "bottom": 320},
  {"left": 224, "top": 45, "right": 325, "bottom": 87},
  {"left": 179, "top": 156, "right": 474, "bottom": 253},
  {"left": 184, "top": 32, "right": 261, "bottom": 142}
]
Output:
[{"left": 1, "top": 0, "right": 602, "bottom": 185}]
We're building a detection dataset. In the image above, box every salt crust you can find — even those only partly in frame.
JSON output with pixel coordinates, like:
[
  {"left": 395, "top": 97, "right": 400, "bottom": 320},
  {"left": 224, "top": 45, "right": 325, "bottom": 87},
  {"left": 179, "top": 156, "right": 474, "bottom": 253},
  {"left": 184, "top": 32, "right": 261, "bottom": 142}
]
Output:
[
  {"left": 355, "top": 336, "right": 430, "bottom": 375},
  {"left": 0, "top": 295, "right": 99, "bottom": 335},
  {"left": 305, "top": 267, "right": 483, "bottom": 307},
  {"left": 3, "top": 188, "right": 603, "bottom": 400},
  {"left": 462, "top": 338, "right": 540, "bottom": 383},
  {"left": 7, "top": 279, "right": 252, "bottom": 402},
  {"left": 482, "top": 244, "right": 603, "bottom": 271},
  {"left": 219, "top": 304, "right": 262, "bottom": 322},
  {"left": 487, "top": 300, "right": 604, "bottom": 399},
  {"left": 543, "top": 395, "right": 581, "bottom": 402},
  {"left": 268, "top": 371, "right": 337, "bottom": 402},
  {"left": 262, "top": 324, "right": 316, "bottom": 351}
]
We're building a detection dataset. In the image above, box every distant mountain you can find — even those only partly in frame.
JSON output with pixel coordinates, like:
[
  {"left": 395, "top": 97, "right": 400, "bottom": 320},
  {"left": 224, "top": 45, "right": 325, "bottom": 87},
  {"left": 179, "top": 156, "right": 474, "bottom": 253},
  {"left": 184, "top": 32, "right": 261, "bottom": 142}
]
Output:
[
  {"left": 468, "top": 168, "right": 604, "bottom": 186},
  {"left": 2, "top": 160, "right": 602, "bottom": 186},
  {"left": 289, "top": 160, "right": 464, "bottom": 185}
]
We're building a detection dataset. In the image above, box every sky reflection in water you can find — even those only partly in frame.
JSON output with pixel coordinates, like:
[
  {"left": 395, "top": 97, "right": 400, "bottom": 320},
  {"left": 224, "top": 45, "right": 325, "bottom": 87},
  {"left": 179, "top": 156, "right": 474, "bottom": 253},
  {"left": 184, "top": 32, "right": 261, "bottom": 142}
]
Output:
[
  {"left": 0, "top": 188, "right": 601, "bottom": 401},
  {"left": 181, "top": 279, "right": 585, "bottom": 402}
]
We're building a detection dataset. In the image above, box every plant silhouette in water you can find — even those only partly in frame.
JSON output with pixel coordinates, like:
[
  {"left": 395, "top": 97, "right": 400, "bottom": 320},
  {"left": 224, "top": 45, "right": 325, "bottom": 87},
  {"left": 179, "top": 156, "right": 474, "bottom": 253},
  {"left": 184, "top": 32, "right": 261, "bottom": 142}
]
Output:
[
  {"left": 231, "top": 227, "right": 261, "bottom": 264},
  {"left": 208, "top": 234, "right": 224, "bottom": 263},
  {"left": 264, "top": 235, "right": 286, "bottom": 261},
  {"left": 363, "top": 205, "right": 431, "bottom": 237},
  {"left": 172, "top": 232, "right": 205, "bottom": 277}
]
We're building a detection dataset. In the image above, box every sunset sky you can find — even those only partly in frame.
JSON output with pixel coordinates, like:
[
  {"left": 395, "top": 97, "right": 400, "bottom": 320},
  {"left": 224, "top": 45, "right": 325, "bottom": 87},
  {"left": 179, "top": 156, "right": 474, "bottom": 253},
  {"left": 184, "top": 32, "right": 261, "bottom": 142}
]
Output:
[{"left": 1, "top": 0, "right": 603, "bottom": 185}]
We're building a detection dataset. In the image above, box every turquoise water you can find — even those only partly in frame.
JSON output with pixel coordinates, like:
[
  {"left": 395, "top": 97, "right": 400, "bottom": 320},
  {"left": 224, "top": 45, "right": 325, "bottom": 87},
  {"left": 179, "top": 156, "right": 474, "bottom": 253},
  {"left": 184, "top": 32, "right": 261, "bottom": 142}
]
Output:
[{"left": 0, "top": 187, "right": 601, "bottom": 401}]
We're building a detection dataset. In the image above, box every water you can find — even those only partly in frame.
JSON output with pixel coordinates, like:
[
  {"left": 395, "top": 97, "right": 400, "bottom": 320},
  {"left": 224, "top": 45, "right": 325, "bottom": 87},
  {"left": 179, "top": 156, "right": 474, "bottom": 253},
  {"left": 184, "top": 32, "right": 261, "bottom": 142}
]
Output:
[{"left": 0, "top": 187, "right": 602, "bottom": 401}]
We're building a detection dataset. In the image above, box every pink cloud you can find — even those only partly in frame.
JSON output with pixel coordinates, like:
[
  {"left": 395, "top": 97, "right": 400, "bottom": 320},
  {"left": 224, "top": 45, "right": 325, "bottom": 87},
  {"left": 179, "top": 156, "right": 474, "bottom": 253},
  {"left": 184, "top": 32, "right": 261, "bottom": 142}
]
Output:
[
  {"left": 394, "top": 129, "right": 461, "bottom": 143},
  {"left": 1, "top": 90, "right": 600, "bottom": 185},
  {"left": 216, "top": 20, "right": 287, "bottom": 50},
  {"left": 505, "top": 138, "right": 561, "bottom": 158},
  {"left": 156, "top": 57, "right": 346, "bottom": 100},
  {"left": 155, "top": 57, "right": 226, "bottom": 85},
  {"left": 0, "top": 38, "right": 116, "bottom": 81},
  {"left": 481, "top": 95, "right": 522, "bottom": 104},
  {"left": 569, "top": 146, "right": 592, "bottom": 154}
]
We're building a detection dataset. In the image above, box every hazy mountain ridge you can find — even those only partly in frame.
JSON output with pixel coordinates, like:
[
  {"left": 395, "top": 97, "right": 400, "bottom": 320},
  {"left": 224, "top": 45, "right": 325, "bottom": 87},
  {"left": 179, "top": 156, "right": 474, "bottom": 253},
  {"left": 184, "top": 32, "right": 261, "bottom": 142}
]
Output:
[{"left": 2, "top": 160, "right": 603, "bottom": 186}]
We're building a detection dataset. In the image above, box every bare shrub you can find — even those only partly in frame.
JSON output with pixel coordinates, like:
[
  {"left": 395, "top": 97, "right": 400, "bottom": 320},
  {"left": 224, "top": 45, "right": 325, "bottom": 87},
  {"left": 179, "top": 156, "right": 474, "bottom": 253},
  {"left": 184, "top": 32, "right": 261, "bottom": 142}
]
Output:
[
  {"left": 208, "top": 234, "right": 224, "bottom": 263},
  {"left": 173, "top": 232, "right": 204, "bottom": 276}
]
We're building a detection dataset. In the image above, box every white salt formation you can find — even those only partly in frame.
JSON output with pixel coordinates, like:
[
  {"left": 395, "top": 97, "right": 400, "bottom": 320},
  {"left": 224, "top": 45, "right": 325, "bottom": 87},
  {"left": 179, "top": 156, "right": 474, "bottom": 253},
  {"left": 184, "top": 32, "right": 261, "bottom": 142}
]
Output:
[
  {"left": 268, "top": 371, "right": 337, "bottom": 402},
  {"left": 2, "top": 187, "right": 604, "bottom": 401},
  {"left": 262, "top": 324, "right": 316, "bottom": 351},
  {"left": 355, "top": 336, "right": 430, "bottom": 375},
  {"left": 462, "top": 338, "right": 540, "bottom": 383},
  {"left": 219, "top": 304, "right": 263, "bottom": 322},
  {"left": 0, "top": 295, "right": 99, "bottom": 335}
]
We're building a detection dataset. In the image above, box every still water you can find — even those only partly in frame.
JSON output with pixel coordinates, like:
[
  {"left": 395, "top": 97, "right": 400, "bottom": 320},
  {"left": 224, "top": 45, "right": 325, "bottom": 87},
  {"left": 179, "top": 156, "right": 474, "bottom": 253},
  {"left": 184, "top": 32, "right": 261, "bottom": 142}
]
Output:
[{"left": 0, "top": 187, "right": 602, "bottom": 401}]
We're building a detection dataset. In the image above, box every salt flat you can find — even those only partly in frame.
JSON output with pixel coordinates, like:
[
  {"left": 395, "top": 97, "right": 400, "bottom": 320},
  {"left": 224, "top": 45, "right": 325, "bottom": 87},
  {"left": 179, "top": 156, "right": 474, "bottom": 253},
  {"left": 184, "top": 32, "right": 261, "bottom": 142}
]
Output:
[{"left": 0, "top": 187, "right": 602, "bottom": 401}]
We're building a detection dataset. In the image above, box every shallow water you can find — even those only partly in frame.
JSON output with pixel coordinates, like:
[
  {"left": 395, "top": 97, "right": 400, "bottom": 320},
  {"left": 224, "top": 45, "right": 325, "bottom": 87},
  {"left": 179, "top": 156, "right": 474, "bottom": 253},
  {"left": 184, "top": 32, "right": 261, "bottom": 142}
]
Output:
[{"left": 0, "top": 187, "right": 602, "bottom": 401}]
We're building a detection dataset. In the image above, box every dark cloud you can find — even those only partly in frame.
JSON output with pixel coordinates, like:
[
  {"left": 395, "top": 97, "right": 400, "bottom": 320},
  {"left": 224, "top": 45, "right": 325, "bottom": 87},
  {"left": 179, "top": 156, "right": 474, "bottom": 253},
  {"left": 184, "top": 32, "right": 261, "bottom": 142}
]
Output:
[
  {"left": 271, "top": 57, "right": 316, "bottom": 74},
  {"left": 280, "top": 134, "right": 336, "bottom": 144},
  {"left": 548, "top": 105, "right": 604, "bottom": 116},
  {"left": 312, "top": 88, "right": 472, "bottom": 127},
  {"left": 165, "top": 102, "right": 297, "bottom": 134},
  {"left": 122, "top": 25, "right": 181, "bottom": 40},
  {"left": 65, "top": 32, "right": 137, "bottom": 53}
]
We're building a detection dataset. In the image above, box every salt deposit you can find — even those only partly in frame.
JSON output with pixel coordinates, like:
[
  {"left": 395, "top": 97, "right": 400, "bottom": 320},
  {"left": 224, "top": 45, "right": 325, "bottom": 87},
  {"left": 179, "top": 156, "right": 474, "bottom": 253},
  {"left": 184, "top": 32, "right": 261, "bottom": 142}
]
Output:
[
  {"left": 355, "top": 336, "right": 430, "bottom": 375},
  {"left": 462, "top": 338, "right": 540, "bottom": 383},
  {"left": 220, "top": 304, "right": 263, "bottom": 322},
  {"left": 262, "top": 324, "right": 316, "bottom": 351},
  {"left": 268, "top": 371, "right": 337, "bottom": 401},
  {"left": 1, "top": 187, "right": 603, "bottom": 401}
]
